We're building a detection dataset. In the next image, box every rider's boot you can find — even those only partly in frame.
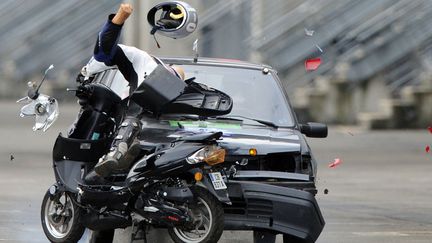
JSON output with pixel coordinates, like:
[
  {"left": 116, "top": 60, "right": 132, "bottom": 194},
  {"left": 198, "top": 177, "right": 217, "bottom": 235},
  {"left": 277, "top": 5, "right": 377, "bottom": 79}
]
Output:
[
  {"left": 84, "top": 170, "right": 110, "bottom": 185},
  {"left": 94, "top": 117, "right": 142, "bottom": 177}
]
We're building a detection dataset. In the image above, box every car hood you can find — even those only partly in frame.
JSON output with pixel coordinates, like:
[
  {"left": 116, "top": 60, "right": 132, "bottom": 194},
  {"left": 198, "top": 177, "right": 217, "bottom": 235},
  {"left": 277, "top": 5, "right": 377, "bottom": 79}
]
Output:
[{"left": 139, "top": 119, "right": 302, "bottom": 155}]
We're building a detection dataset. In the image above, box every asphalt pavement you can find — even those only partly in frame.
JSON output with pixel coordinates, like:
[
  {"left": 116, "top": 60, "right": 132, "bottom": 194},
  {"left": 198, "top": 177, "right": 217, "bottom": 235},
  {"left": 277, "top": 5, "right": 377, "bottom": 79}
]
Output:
[{"left": 1, "top": 101, "right": 432, "bottom": 243}]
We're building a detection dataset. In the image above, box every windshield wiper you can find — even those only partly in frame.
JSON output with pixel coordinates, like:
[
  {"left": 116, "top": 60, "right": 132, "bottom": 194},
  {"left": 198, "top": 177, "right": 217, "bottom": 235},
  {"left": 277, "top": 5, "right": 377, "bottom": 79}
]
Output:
[
  {"left": 211, "top": 115, "right": 278, "bottom": 129},
  {"left": 160, "top": 114, "right": 201, "bottom": 121}
]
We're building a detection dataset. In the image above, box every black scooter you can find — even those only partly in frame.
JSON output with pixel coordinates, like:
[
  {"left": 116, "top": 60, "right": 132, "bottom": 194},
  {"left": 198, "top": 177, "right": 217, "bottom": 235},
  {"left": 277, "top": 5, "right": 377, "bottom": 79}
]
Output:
[{"left": 18, "top": 65, "right": 233, "bottom": 243}]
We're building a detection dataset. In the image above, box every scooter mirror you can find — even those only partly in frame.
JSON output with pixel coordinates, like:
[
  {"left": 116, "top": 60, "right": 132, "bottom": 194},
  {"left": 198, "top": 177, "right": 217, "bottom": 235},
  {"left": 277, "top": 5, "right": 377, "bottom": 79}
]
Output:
[{"left": 18, "top": 94, "right": 59, "bottom": 132}]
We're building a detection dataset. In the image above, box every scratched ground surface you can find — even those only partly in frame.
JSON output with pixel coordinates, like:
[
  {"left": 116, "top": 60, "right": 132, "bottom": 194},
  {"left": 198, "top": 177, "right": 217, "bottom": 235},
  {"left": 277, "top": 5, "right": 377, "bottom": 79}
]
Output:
[{"left": 0, "top": 101, "right": 431, "bottom": 243}]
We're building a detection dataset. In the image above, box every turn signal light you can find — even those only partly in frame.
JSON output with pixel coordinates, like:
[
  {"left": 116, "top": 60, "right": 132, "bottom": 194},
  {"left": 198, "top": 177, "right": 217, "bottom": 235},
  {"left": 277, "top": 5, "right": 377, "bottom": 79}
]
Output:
[
  {"left": 194, "top": 172, "right": 203, "bottom": 181},
  {"left": 249, "top": 148, "right": 257, "bottom": 156},
  {"left": 204, "top": 149, "right": 226, "bottom": 165}
]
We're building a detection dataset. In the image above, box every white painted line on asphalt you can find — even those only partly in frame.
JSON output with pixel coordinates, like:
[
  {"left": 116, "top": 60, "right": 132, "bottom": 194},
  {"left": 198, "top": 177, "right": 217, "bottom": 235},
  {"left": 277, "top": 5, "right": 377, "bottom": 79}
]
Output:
[
  {"left": 402, "top": 231, "right": 432, "bottom": 235},
  {"left": 326, "top": 222, "right": 396, "bottom": 226},
  {"left": 0, "top": 209, "right": 22, "bottom": 213},
  {"left": 352, "top": 232, "right": 409, "bottom": 236}
]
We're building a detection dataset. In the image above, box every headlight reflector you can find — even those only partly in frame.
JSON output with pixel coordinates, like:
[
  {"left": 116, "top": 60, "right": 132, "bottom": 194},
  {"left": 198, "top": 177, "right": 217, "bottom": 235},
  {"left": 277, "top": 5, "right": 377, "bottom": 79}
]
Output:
[{"left": 186, "top": 145, "right": 226, "bottom": 165}]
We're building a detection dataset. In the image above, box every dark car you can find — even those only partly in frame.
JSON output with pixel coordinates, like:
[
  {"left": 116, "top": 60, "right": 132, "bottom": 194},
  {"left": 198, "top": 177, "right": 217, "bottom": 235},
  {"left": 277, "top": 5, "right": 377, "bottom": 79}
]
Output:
[{"left": 93, "top": 57, "right": 327, "bottom": 242}]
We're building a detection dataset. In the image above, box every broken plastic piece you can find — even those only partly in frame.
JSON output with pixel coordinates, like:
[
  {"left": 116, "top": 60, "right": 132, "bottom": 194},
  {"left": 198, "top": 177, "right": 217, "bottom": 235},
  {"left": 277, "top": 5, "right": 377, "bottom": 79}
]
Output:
[
  {"left": 328, "top": 158, "right": 342, "bottom": 168},
  {"left": 426, "top": 145, "right": 430, "bottom": 153},
  {"left": 305, "top": 58, "right": 321, "bottom": 71},
  {"left": 315, "top": 44, "right": 323, "bottom": 53},
  {"left": 193, "top": 39, "right": 198, "bottom": 52},
  {"left": 304, "top": 28, "right": 314, "bottom": 36},
  {"left": 10, "top": 154, "right": 14, "bottom": 161},
  {"left": 193, "top": 39, "right": 199, "bottom": 63}
]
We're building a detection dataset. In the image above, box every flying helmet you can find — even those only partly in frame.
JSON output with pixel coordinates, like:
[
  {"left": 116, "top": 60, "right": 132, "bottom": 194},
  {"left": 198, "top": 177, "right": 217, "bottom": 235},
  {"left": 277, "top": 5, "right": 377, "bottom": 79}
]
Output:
[{"left": 147, "top": 1, "right": 198, "bottom": 39}]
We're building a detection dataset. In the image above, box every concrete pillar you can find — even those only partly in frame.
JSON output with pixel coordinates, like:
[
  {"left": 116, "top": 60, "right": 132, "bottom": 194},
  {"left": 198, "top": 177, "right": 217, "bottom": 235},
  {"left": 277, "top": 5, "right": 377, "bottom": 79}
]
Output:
[
  {"left": 401, "top": 86, "right": 432, "bottom": 128},
  {"left": 123, "top": 0, "right": 152, "bottom": 50},
  {"left": 249, "top": 0, "right": 263, "bottom": 63},
  {"left": 413, "top": 89, "right": 432, "bottom": 127}
]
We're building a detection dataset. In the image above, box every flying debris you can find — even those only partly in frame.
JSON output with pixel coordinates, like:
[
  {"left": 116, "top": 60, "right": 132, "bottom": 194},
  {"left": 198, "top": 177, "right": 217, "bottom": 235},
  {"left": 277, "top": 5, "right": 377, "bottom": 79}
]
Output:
[
  {"left": 10, "top": 154, "right": 15, "bottom": 161},
  {"left": 305, "top": 58, "right": 321, "bottom": 71},
  {"left": 426, "top": 145, "right": 430, "bottom": 153},
  {"left": 193, "top": 39, "right": 198, "bottom": 52},
  {"left": 428, "top": 126, "right": 432, "bottom": 134},
  {"left": 304, "top": 28, "right": 315, "bottom": 36},
  {"left": 315, "top": 44, "right": 323, "bottom": 53},
  {"left": 328, "top": 158, "right": 342, "bottom": 168},
  {"left": 324, "top": 189, "right": 329, "bottom": 194},
  {"left": 193, "top": 39, "right": 199, "bottom": 63}
]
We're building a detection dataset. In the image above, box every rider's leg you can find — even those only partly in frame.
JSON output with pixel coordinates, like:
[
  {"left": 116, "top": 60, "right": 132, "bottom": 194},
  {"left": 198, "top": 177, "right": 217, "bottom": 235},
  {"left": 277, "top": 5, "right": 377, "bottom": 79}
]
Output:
[
  {"left": 93, "top": 99, "right": 144, "bottom": 178},
  {"left": 94, "top": 116, "right": 142, "bottom": 177}
]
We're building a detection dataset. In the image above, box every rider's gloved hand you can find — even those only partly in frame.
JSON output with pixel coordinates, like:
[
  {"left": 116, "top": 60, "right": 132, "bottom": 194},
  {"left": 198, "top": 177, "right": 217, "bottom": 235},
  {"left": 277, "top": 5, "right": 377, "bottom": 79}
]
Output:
[
  {"left": 112, "top": 3, "right": 133, "bottom": 25},
  {"left": 76, "top": 73, "right": 85, "bottom": 83}
]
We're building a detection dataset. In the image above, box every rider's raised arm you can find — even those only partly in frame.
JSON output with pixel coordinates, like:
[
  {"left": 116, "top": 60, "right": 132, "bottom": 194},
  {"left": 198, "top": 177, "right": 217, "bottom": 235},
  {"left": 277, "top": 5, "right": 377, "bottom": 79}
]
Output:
[
  {"left": 112, "top": 3, "right": 133, "bottom": 25},
  {"left": 90, "top": 3, "right": 156, "bottom": 88},
  {"left": 93, "top": 3, "right": 132, "bottom": 66},
  {"left": 93, "top": 15, "right": 121, "bottom": 65}
]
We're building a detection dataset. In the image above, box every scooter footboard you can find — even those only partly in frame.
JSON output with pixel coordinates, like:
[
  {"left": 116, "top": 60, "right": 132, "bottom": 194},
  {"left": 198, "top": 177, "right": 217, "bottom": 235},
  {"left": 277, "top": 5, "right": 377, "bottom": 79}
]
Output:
[
  {"left": 224, "top": 181, "right": 325, "bottom": 243},
  {"left": 78, "top": 185, "right": 132, "bottom": 208}
]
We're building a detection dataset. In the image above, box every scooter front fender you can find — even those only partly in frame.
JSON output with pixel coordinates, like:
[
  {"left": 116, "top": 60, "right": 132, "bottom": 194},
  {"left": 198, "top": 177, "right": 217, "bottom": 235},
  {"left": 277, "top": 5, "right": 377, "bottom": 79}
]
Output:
[{"left": 195, "top": 170, "right": 231, "bottom": 205}]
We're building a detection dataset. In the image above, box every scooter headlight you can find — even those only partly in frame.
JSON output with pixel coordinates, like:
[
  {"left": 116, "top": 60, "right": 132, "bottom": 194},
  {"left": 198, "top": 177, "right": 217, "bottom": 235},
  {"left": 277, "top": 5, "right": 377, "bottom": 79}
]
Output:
[{"left": 186, "top": 145, "right": 226, "bottom": 165}]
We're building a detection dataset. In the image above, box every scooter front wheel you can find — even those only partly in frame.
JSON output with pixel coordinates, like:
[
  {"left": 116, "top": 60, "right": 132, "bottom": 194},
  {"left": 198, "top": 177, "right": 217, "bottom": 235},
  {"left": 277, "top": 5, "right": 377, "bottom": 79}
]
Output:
[{"left": 41, "top": 189, "right": 85, "bottom": 243}]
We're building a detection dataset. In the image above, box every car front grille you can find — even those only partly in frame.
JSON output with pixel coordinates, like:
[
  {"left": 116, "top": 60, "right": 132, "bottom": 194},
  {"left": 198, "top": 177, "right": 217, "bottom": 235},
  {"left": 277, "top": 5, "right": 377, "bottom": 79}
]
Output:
[
  {"left": 247, "top": 198, "right": 273, "bottom": 218},
  {"left": 224, "top": 152, "right": 300, "bottom": 173},
  {"left": 224, "top": 198, "right": 247, "bottom": 215}
]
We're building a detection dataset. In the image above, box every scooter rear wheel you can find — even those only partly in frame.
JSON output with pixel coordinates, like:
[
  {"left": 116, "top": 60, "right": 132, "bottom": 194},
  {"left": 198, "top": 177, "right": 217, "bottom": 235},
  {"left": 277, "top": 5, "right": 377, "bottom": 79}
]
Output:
[
  {"left": 168, "top": 186, "right": 224, "bottom": 243},
  {"left": 41, "top": 189, "right": 85, "bottom": 243}
]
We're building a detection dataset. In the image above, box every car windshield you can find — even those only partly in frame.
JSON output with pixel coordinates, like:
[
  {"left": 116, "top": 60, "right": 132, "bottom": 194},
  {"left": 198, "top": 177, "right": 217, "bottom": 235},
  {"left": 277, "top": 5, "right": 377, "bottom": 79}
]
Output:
[
  {"left": 180, "top": 65, "right": 295, "bottom": 127},
  {"left": 100, "top": 64, "right": 296, "bottom": 127}
]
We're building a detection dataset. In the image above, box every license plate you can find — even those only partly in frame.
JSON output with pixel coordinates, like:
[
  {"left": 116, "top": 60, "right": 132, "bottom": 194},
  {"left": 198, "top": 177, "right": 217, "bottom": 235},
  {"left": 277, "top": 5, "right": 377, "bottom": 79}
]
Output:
[{"left": 209, "top": 172, "right": 227, "bottom": 190}]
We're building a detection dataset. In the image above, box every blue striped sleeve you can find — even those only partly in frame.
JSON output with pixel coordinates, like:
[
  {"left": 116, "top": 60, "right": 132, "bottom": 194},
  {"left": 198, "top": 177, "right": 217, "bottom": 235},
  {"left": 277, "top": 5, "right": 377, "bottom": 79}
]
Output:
[{"left": 93, "top": 14, "right": 123, "bottom": 66}]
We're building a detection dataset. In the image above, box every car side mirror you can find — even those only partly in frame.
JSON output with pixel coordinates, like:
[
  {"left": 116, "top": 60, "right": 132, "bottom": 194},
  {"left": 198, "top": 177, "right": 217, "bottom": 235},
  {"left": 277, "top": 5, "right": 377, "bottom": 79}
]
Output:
[{"left": 300, "top": 122, "right": 328, "bottom": 138}]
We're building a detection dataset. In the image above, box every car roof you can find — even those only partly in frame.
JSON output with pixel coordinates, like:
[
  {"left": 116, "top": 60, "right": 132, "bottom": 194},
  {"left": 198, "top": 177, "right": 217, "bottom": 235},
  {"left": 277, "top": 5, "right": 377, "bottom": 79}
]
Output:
[{"left": 159, "top": 56, "right": 274, "bottom": 71}]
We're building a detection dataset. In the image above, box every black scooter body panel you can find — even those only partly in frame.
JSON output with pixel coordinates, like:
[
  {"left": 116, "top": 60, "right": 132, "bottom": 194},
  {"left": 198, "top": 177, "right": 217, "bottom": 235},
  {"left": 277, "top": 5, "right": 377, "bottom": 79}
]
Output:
[
  {"left": 126, "top": 141, "right": 203, "bottom": 182},
  {"left": 52, "top": 133, "right": 110, "bottom": 193}
]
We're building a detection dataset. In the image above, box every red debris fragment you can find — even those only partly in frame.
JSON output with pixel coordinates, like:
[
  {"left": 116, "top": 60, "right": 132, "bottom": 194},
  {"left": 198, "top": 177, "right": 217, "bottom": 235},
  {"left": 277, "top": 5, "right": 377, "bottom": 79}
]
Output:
[
  {"left": 428, "top": 126, "right": 432, "bottom": 134},
  {"left": 426, "top": 145, "right": 430, "bottom": 153},
  {"left": 328, "top": 158, "right": 342, "bottom": 168},
  {"left": 305, "top": 58, "right": 321, "bottom": 71}
]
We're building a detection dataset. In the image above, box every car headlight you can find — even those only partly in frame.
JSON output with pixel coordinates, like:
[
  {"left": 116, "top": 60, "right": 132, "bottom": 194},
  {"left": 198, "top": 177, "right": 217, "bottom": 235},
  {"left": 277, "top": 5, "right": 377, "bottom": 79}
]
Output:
[{"left": 186, "top": 145, "right": 226, "bottom": 165}]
